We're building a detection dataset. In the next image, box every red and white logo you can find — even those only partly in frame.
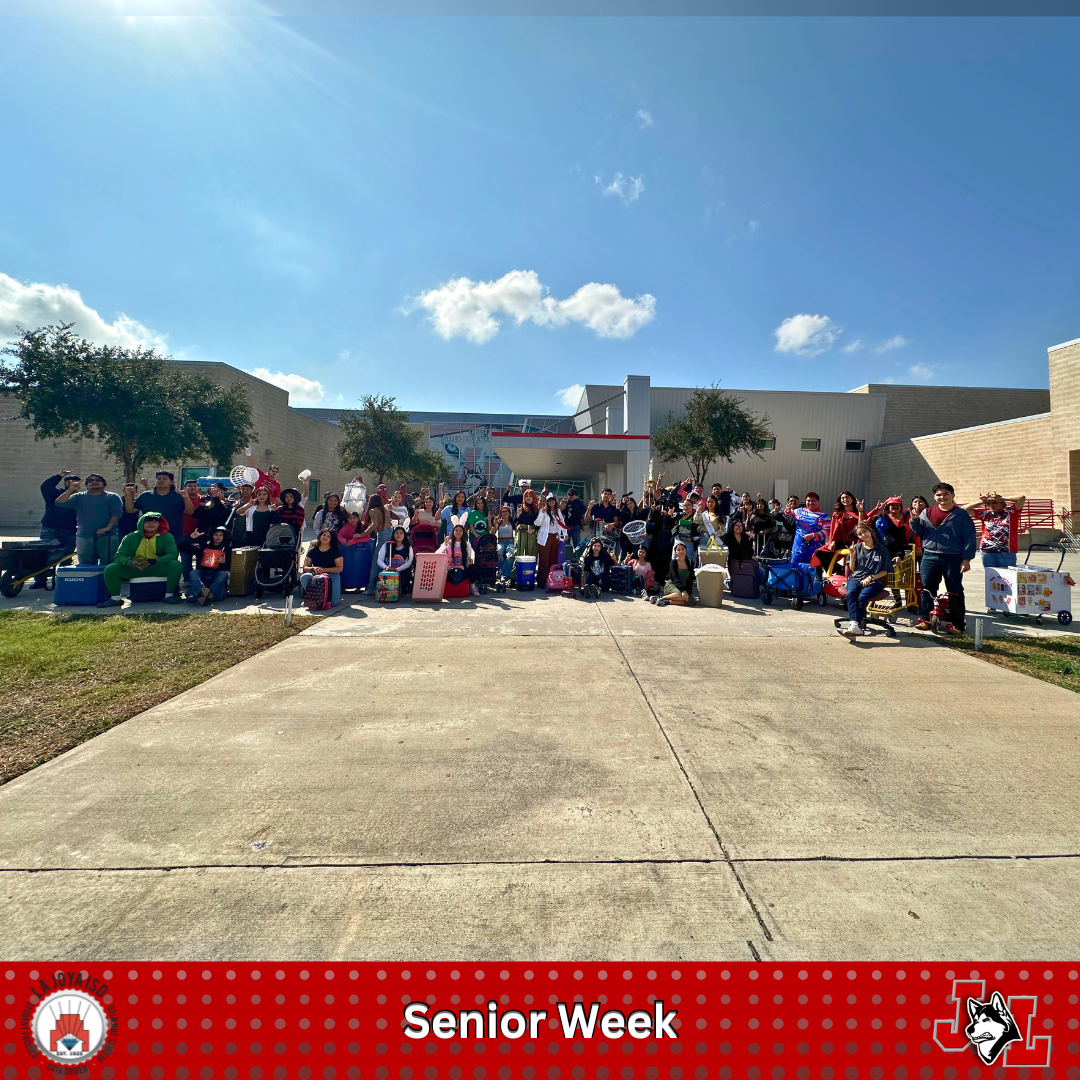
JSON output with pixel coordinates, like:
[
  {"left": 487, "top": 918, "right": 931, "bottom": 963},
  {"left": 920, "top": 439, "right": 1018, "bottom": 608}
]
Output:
[
  {"left": 934, "top": 979, "right": 1051, "bottom": 1067},
  {"left": 30, "top": 989, "right": 110, "bottom": 1065}
]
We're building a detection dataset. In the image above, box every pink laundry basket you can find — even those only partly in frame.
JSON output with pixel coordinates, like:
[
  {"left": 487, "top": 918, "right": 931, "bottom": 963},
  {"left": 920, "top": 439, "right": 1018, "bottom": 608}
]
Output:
[{"left": 412, "top": 552, "right": 450, "bottom": 602}]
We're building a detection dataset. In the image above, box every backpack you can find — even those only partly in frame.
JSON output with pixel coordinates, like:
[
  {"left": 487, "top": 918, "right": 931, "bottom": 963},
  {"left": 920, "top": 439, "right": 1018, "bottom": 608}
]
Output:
[{"left": 303, "top": 573, "right": 332, "bottom": 611}]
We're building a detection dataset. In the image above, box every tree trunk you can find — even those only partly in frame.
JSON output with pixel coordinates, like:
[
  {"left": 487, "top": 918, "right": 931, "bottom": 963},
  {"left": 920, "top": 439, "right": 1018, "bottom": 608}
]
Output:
[{"left": 122, "top": 446, "right": 136, "bottom": 484}]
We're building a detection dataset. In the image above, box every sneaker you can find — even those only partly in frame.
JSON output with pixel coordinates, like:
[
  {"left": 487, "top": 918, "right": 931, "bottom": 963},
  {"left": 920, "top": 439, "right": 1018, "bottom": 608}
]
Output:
[
  {"left": 943, "top": 623, "right": 962, "bottom": 636},
  {"left": 649, "top": 595, "right": 660, "bottom": 604},
  {"left": 841, "top": 620, "right": 863, "bottom": 638},
  {"left": 914, "top": 619, "right": 931, "bottom": 631},
  {"left": 96, "top": 597, "right": 122, "bottom": 608},
  {"left": 470, "top": 584, "right": 480, "bottom": 596},
  {"left": 655, "top": 597, "right": 670, "bottom": 607},
  {"left": 164, "top": 594, "right": 185, "bottom": 605}
]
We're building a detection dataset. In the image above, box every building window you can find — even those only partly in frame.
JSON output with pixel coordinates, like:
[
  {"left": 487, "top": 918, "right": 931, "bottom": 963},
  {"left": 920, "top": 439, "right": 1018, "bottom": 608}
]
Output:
[
  {"left": 845, "top": 439, "right": 865, "bottom": 452},
  {"left": 756, "top": 437, "right": 776, "bottom": 451},
  {"left": 801, "top": 439, "right": 821, "bottom": 451},
  {"left": 308, "top": 479, "right": 320, "bottom": 504},
  {"left": 181, "top": 466, "right": 213, "bottom": 486}
]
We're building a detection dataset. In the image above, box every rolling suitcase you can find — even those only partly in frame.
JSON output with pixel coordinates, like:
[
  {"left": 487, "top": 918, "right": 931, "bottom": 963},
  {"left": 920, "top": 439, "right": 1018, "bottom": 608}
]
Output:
[
  {"left": 728, "top": 558, "right": 761, "bottom": 600},
  {"left": 608, "top": 563, "right": 633, "bottom": 596},
  {"left": 547, "top": 566, "right": 567, "bottom": 591},
  {"left": 228, "top": 546, "right": 260, "bottom": 596}
]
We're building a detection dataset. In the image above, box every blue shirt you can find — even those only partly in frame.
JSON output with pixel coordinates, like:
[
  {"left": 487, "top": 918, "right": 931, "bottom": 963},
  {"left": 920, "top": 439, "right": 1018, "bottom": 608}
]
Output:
[
  {"left": 135, "top": 489, "right": 186, "bottom": 539},
  {"left": 69, "top": 490, "right": 123, "bottom": 537}
]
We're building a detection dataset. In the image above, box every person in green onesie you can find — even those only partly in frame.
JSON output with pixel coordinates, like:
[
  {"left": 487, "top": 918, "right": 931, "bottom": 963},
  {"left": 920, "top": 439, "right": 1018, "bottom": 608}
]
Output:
[{"left": 98, "top": 511, "right": 185, "bottom": 607}]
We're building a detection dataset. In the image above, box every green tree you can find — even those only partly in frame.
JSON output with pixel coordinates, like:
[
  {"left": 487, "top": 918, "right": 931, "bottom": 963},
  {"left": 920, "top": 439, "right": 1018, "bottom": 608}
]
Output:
[
  {"left": 651, "top": 384, "right": 773, "bottom": 485},
  {"left": 185, "top": 375, "right": 258, "bottom": 473},
  {"left": 1, "top": 324, "right": 256, "bottom": 481},
  {"left": 336, "top": 394, "right": 448, "bottom": 486}
]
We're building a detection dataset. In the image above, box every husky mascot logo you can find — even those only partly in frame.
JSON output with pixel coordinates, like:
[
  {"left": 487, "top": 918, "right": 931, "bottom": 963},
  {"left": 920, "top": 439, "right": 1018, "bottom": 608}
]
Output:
[{"left": 964, "top": 992, "right": 1023, "bottom": 1064}]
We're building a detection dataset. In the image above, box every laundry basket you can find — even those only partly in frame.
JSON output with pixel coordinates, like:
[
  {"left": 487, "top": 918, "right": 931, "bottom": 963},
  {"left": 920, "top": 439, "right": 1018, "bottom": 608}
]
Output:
[{"left": 412, "top": 552, "right": 450, "bottom": 602}]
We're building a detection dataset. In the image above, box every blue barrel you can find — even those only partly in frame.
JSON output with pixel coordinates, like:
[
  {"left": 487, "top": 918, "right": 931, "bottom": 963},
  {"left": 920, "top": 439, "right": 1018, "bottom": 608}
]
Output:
[
  {"left": 515, "top": 555, "right": 537, "bottom": 591},
  {"left": 340, "top": 538, "right": 374, "bottom": 590}
]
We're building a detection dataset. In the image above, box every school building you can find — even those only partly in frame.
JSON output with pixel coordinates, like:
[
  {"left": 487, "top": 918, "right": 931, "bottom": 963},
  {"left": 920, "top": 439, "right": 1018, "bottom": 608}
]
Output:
[{"left": 1, "top": 335, "right": 1076, "bottom": 533}]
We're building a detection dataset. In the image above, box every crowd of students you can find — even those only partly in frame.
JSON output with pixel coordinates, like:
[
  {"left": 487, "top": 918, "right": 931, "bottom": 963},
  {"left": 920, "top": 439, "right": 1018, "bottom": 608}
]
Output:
[{"left": 34, "top": 462, "right": 1030, "bottom": 630}]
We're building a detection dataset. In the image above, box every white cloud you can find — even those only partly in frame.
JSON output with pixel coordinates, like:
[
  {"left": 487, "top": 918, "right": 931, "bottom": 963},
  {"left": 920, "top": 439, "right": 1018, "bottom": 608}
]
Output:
[
  {"left": 908, "top": 363, "right": 934, "bottom": 382},
  {"left": 595, "top": 172, "right": 645, "bottom": 205},
  {"left": 875, "top": 335, "right": 909, "bottom": 354},
  {"left": 841, "top": 338, "right": 864, "bottom": 354},
  {"left": 413, "top": 270, "right": 656, "bottom": 344},
  {"left": 773, "top": 314, "right": 841, "bottom": 358},
  {"left": 636, "top": 109, "right": 654, "bottom": 128},
  {"left": 556, "top": 384, "right": 585, "bottom": 410},
  {"left": 250, "top": 367, "right": 326, "bottom": 405},
  {"left": 0, "top": 272, "right": 168, "bottom": 351},
  {"left": 748, "top": 219, "right": 759, "bottom": 232}
]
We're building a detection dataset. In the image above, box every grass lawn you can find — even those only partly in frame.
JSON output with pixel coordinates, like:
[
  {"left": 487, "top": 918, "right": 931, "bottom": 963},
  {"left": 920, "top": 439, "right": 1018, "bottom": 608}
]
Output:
[
  {"left": 0, "top": 610, "right": 317, "bottom": 785},
  {"left": 938, "top": 632, "right": 1080, "bottom": 695}
]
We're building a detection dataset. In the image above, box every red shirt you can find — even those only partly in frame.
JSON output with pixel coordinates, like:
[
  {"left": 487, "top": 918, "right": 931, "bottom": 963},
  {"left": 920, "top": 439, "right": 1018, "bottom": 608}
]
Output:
[
  {"left": 926, "top": 505, "right": 951, "bottom": 527},
  {"left": 256, "top": 469, "right": 282, "bottom": 501}
]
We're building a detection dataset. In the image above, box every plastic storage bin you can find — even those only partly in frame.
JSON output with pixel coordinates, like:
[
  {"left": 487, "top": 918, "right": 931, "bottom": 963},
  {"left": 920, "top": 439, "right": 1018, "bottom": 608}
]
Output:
[
  {"left": 54, "top": 566, "right": 110, "bottom": 606},
  {"left": 340, "top": 538, "right": 374, "bottom": 591},
  {"left": 129, "top": 576, "right": 168, "bottom": 602},
  {"left": 412, "top": 552, "right": 449, "bottom": 602},
  {"left": 515, "top": 556, "right": 537, "bottom": 591},
  {"left": 696, "top": 563, "right": 726, "bottom": 607}
]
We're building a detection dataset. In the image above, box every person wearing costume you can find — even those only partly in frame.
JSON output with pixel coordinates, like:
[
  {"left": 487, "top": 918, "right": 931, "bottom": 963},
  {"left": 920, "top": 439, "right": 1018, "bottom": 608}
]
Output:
[
  {"left": 99, "top": 511, "right": 184, "bottom": 607},
  {"left": 786, "top": 492, "right": 832, "bottom": 566}
]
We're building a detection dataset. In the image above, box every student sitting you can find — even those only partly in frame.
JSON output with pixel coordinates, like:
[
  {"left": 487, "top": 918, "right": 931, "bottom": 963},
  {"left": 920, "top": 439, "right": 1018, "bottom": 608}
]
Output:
[
  {"left": 186, "top": 525, "right": 231, "bottom": 605},
  {"left": 98, "top": 511, "right": 184, "bottom": 607},
  {"left": 838, "top": 522, "right": 892, "bottom": 638},
  {"left": 722, "top": 519, "right": 756, "bottom": 562},
  {"left": 624, "top": 546, "right": 656, "bottom": 597},
  {"left": 653, "top": 541, "right": 696, "bottom": 606},
  {"left": 579, "top": 536, "right": 614, "bottom": 599},
  {"left": 439, "top": 523, "right": 480, "bottom": 596},
  {"left": 301, "top": 529, "right": 343, "bottom": 606},
  {"left": 377, "top": 526, "right": 415, "bottom": 595}
]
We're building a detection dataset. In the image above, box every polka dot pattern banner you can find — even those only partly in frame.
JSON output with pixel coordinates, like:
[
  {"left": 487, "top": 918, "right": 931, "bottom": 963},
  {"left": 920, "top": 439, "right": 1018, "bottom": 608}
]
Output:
[{"left": 2, "top": 964, "right": 1078, "bottom": 1078}]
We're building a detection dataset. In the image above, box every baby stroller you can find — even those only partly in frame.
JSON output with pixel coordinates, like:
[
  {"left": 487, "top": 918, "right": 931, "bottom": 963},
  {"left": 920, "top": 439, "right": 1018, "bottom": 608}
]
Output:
[
  {"left": 474, "top": 533, "right": 503, "bottom": 593},
  {"left": 411, "top": 522, "right": 439, "bottom": 555},
  {"left": 255, "top": 523, "right": 301, "bottom": 598}
]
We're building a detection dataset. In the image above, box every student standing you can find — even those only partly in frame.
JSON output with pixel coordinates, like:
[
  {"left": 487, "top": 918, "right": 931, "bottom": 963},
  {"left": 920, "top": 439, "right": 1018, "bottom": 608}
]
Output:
[
  {"left": 536, "top": 493, "right": 566, "bottom": 587},
  {"left": 910, "top": 482, "right": 977, "bottom": 635}
]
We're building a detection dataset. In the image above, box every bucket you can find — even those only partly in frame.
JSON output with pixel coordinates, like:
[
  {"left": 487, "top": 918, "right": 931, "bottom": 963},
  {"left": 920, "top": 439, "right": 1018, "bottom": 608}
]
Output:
[
  {"left": 696, "top": 563, "right": 726, "bottom": 608},
  {"left": 129, "top": 576, "right": 168, "bottom": 602},
  {"left": 54, "top": 566, "right": 110, "bottom": 607},
  {"left": 377, "top": 570, "right": 400, "bottom": 603},
  {"left": 516, "top": 556, "right": 537, "bottom": 591},
  {"left": 412, "top": 552, "right": 449, "bottom": 602},
  {"left": 340, "top": 538, "right": 374, "bottom": 590}
]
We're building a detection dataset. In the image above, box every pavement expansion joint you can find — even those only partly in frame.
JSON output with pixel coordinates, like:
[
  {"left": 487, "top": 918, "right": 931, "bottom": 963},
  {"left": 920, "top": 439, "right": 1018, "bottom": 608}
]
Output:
[{"left": 594, "top": 604, "right": 776, "bottom": 943}]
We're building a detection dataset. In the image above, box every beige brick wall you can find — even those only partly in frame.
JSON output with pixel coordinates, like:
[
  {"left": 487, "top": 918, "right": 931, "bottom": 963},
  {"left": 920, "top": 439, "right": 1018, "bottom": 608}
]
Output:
[
  {"left": 1048, "top": 341, "right": 1080, "bottom": 515},
  {"left": 850, "top": 384, "right": 1051, "bottom": 444},
  {"left": 0, "top": 363, "right": 355, "bottom": 529},
  {"left": 869, "top": 414, "right": 1056, "bottom": 504}
]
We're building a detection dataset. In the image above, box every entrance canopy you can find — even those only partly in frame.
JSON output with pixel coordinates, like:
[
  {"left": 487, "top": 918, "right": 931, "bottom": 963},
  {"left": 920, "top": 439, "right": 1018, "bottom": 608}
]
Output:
[{"left": 491, "top": 431, "right": 651, "bottom": 500}]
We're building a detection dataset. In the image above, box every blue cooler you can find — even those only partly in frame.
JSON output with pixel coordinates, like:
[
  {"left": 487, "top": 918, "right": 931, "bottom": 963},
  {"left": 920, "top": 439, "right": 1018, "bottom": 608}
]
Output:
[
  {"left": 340, "top": 538, "right": 374, "bottom": 590},
  {"left": 54, "top": 566, "right": 110, "bottom": 606},
  {"left": 515, "top": 555, "right": 537, "bottom": 591},
  {"left": 129, "top": 576, "right": 168, "bottom": 602}
]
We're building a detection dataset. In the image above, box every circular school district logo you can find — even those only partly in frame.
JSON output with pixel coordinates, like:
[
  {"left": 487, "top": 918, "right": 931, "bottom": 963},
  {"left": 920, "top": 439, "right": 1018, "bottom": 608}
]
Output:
[{"left": 29, "top": 989, "right": 110, "bottom": 1065}]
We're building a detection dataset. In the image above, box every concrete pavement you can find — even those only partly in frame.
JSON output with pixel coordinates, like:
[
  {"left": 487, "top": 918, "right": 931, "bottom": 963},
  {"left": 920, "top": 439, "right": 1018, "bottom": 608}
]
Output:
[{"left": 1, "top": 588, "right": 1079, "bottom": 961}]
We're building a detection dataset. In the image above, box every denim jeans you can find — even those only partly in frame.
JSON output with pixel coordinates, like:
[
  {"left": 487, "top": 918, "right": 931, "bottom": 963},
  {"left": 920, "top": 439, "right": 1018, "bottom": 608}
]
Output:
[
  {"left": 301, "top": 571, "right": 342, "bottom": 606},
  {"left": 497, "top": 539, "right": 515, "bottom": 580},
  {"left": 846, "top": 579, "right": 887, "bottom": 624},
  {"left": 919, "top": 552, "right": 966, "bottom": 628},
  {"left": 76, "top": 532, "right": 117, "bottom": 565},
  {"left": 567, "top": 526, "right": 582, "bottom": 552},
  {"left": 186, "top": 567, "right": 229, "bottom": 601},
  {"left": 981, "top": 551, "right": 1016, "bottom": 568}
]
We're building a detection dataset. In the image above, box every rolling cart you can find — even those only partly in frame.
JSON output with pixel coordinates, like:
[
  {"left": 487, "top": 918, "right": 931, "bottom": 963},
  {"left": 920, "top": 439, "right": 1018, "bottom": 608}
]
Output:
[{"left": 984, "top": 545, "right": 1074, "bottom": 626}]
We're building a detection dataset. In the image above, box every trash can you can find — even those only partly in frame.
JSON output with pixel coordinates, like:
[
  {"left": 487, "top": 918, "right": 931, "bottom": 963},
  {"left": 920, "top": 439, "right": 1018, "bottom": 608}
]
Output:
[
  {"left": 515, "top": 556, "right": 537, "bottom": 591},
  {"left": 340, "top": 538, "right": 374, "bottom": 591},
  {"left": 696, "top": 563, "right": 726, "bottom": 608}
]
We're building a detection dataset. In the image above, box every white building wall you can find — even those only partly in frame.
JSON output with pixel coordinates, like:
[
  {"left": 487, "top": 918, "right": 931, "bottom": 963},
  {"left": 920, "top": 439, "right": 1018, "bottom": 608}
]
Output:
[{"left": 649, "top": 387, "right": 887, "bottom": 503}]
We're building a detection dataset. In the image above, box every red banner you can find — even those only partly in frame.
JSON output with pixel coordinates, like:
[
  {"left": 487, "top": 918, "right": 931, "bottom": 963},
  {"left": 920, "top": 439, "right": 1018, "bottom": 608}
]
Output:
[{"left": 3, "top": 963, "right": 1077, "bottom": 1077}]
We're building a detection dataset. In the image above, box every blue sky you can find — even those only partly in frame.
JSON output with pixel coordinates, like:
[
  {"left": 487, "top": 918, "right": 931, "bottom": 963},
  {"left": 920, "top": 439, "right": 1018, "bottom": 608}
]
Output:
[{"left": 1, "top": 15, "right": 1078, "bottom": 412}]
